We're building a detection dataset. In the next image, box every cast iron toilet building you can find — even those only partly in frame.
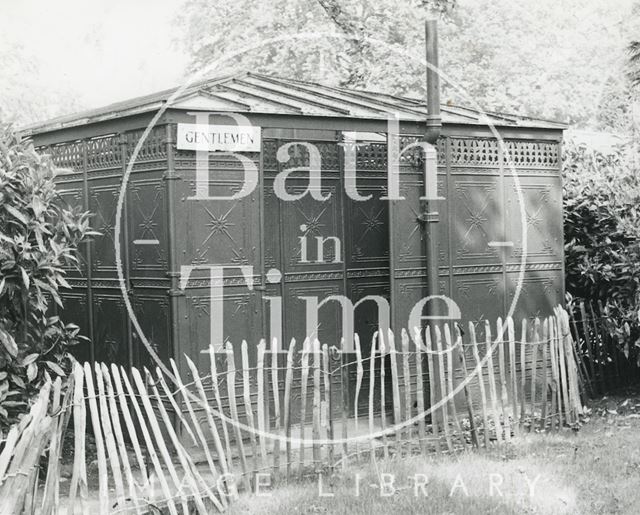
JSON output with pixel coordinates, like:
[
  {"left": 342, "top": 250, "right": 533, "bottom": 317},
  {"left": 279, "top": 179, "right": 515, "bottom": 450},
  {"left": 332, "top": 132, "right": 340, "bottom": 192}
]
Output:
[{"left": 24, "top": 71, "right": 566, "bottom": 418}]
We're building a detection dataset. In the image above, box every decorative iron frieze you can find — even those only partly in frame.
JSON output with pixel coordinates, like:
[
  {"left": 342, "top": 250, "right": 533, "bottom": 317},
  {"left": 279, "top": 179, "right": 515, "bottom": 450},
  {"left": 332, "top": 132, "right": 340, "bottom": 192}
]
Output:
[
  {"left": 450, "top": 137, "right": 500, "bottom": 168},
  {"left": 86, "top": 135, "right": 121, "bottom": 170},
  {"left": 503, "top": 140, "right": 559, "bottom": 169},
  {"left": 49, "top": 140, "right": 84, "bottom": 172}
]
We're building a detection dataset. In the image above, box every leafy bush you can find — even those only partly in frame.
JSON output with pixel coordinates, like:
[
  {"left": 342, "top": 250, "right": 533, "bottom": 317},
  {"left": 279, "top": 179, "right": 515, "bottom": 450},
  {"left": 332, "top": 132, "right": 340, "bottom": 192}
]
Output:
[
  {"left": 563, "top": 139, "right": 640, "bottom": 359},
  {"left": 0, "top": 123, "right": 95, "bottom": 428}
]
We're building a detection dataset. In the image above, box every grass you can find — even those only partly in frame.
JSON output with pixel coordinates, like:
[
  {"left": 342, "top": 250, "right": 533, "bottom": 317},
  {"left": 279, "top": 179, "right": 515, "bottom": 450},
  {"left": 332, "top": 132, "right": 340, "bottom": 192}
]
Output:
[{"left": 228, "top": 388, "right": 640, "bottom": 514}]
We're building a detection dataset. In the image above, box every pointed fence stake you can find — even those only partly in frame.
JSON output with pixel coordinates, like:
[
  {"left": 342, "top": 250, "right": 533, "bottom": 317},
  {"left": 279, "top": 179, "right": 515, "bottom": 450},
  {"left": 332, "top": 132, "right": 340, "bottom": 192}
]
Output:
[
  {"left": 168, "top": 356, "right": 227, "bottom": 507},
  {"left": 388, "top": 329, "right": 403, "bottom": 445},
  {"left": 240, "top": 340, "right": 259, "bottom": 477},
  {"left": 540, "top": 319, "right": 550, "bottom": 431},
  {"left": 225, "top": 342, "right": 251, "bottom": 492},
  {"left": 529, "top": 319, "right": 541, "bottom": 431},
  {"left": 322, "top": 343, "right": 335, "bottom": 467},
  {"left": 298, "top": 338, "right": 311, "bottom": 470},
  {"left": 435, "top": 325, "right": 453, "bottom": 452},
  {"left": 401, "top": 329, "right": 413, "bottom": 444},
  {"left": 68, "top": 363, "right": 88, "bottom": 512},
  {"left": 209, "top": 347, "right": 233, "bottom": 464},
  {"left": 183, "top": 355, "right": 237, "bottom": 499},
  {"left": 426, "top": 328, "right": 441, "bottom": 453},
  {"left": 379, "top": 332, "right": 389, "bottom": 459},
  {"left": 120, "top": 367, "right": 178, "bottom": 515},
  {"left": 469, "top": 323, "right": 490, "bottom": 449},
  {"left": 131, "top": 368, "right": 189, "bottom": 513},
  {"left": 507, "top": 317, "right": 519, "bottom": 436},
  {"left": 496, "top": 318, "right": 511, "bottom": 442},
  {"left": 413, "top": 327, "right": 428, "bottom": 455},
  {"left": 283, "top": 338, "right": 296, "bottom": 481},
  {"left": 444, "top": 324, "right": 466, "bottom": 449},
  {"left": 270, "top": 338, "right": 282, "bottom": 480},
  {"left": 519, "top": 319, "right": 528, "bottom": 430},
  {"left": 354, "top": 333, "right": 364, "bottom": 462},
  {"left": 83, "top": 363, "right": 110, "bottom": 515},
  {"left": 457, "top": 326, "right": 479, "bottom": 448},
  {"left": 256, "top": 339, "right": 269, "bottom": 470},
  {"left": 368, "top": 332, "right": 378, "bottom": 463}
]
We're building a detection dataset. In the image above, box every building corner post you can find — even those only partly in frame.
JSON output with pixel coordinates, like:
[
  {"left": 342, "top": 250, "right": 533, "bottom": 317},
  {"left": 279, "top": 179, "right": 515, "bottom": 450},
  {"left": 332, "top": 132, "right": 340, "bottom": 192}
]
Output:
[{"left": 164, "top": 124, "right": 181, "bottom": 362}]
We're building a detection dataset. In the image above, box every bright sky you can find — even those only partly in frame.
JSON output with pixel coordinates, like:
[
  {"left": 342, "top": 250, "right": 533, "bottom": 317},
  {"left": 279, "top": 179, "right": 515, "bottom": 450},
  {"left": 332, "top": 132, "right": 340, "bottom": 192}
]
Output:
[{"left": 0, "top": 0, "right": 189, "bottom": 109}]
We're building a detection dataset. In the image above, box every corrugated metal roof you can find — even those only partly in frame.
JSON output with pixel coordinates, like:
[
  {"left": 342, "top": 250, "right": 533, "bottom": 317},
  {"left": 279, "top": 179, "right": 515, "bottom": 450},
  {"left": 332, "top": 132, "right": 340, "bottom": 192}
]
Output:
[{"left": 22, "top": 72, "right": 567, "bottom": 134}]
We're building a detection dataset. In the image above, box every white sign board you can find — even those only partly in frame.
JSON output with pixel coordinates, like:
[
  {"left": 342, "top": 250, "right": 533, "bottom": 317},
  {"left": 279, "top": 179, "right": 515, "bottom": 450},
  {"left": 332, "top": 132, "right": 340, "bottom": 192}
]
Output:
[{"left": 176, "top": 123, "right": 261, "bottom": 152}]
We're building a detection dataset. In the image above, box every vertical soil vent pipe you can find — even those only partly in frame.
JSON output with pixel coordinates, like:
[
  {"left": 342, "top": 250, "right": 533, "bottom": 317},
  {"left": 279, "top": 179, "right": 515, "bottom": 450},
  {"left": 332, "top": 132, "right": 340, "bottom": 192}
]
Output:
[
  {"left": 425, "top": 17, "right": 442, "bottom": 143},
  {"left": 423, "top": 16, "right": 443, "bottom": 326}
]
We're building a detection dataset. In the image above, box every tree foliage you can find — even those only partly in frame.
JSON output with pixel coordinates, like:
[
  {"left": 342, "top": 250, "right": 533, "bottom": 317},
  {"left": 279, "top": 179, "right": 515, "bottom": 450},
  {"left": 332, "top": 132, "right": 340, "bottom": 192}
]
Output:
[
  {"left": 563, "top": 139, "right": 640, "bottom": 355},
  {"left": 177, "top": 0, "right": 635, "bottom": 127},
  {"left": 0, "top": 123, "right": 94, "bottom": 428},
  {"left": 0, "top": 34, "right": 80, "bottom": 126}
]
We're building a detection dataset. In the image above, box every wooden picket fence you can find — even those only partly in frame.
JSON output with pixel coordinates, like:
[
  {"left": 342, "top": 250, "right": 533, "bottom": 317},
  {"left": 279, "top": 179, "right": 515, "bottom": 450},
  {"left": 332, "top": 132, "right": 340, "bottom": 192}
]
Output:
[
  {"left": 568, "top": 300, "right": 640, "bottom": 396},
  {"left": 0, "top": 306, "right": 584, "bottom": 514}
]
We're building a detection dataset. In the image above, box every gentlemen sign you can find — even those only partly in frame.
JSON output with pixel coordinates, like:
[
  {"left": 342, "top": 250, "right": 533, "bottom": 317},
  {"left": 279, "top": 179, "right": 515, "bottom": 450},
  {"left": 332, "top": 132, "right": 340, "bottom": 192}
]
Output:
[{"left": 176, "top": 123, "right": 261, "bottom": 152}]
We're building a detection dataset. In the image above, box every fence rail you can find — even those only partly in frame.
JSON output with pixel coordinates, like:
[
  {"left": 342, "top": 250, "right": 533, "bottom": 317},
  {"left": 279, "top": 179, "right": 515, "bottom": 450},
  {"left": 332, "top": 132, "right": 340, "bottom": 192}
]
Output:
[{"left": 0, "top": 307, "right": 584, "bottom": 514}]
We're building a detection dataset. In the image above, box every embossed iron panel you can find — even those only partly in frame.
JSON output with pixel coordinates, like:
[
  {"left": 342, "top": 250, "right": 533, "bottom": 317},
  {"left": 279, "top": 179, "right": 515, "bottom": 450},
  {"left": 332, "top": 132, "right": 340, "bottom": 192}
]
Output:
[
  {"left": 35, "top": 115, "right": 564, "bottom": 430},
  {"left": 173, "top": 144, "right": 263, "bottom": 376},
  {"left": 41, "top": 127, "right": 173, "bottom": 369}
]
